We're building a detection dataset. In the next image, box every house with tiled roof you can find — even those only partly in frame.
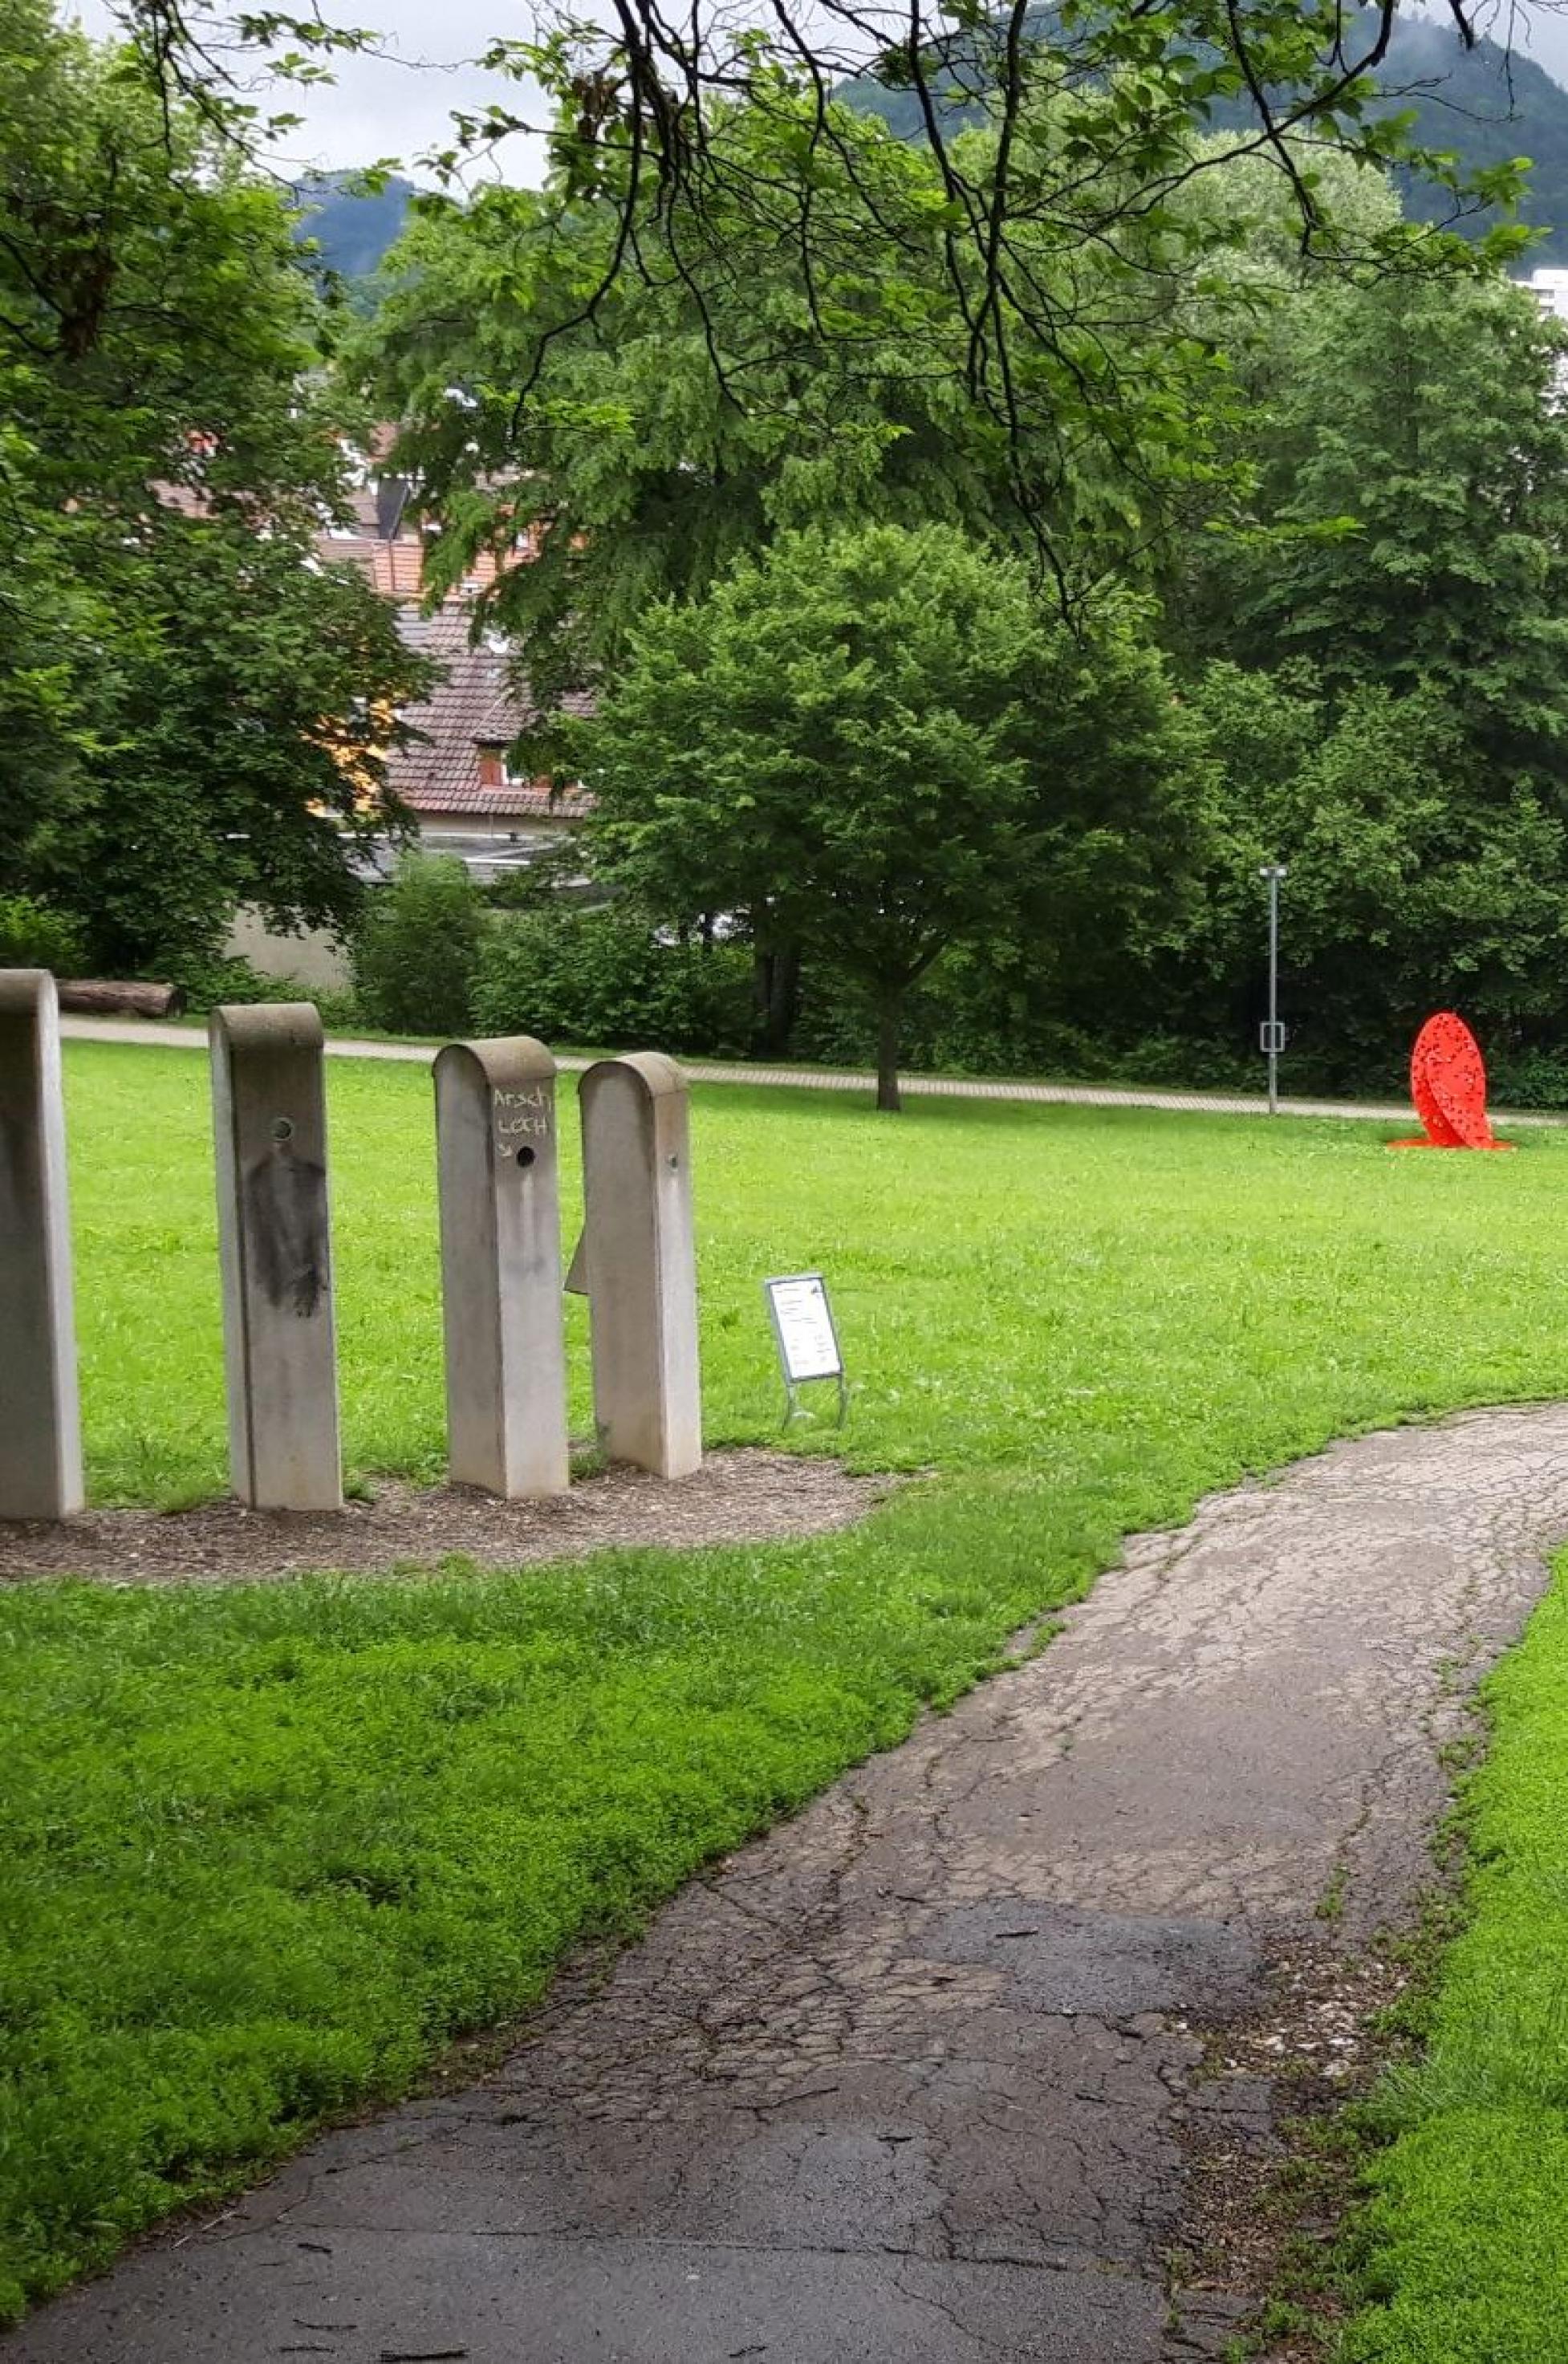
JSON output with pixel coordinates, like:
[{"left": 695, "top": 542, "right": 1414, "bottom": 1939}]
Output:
[
  {"left": 384, "top": 606, "right": 593, "bottom": 879},
  {"left": 321, "top": 464, "right": 592, "bottom": 880},
  {"left": 319, "top": 473, "right": 429, "bottom": 601},
  {"left": 227, "top": 458, "right": 595, "bottom": 985}
]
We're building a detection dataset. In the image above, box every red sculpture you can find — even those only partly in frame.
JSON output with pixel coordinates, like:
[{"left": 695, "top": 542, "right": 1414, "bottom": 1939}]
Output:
[{"left": 1391, "top": 1012, "right": 1513, "bottom": 1150}]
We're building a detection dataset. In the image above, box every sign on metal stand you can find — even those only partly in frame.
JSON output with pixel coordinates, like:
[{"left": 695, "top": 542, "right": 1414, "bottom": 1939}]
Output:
[{"left": 765, "top": 1272, "right": 847, "bottom": 1428}]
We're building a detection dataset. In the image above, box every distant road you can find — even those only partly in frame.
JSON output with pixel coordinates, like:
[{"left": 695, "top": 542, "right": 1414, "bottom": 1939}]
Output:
[{"left": 58, "top": 1015, "right": 1562, "bottom": 1127}]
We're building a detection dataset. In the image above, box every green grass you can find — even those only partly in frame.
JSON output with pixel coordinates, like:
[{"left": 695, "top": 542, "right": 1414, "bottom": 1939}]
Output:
[
  {"left": 1342, "top": 1558, "right": 1568, "bottom": 2362},
  {"left": 6, "top": 1041, "right": 1568, "bottom": 2324},
  {"left": 63, "top": 1043, "right": 1567, "bottom": 1505}
]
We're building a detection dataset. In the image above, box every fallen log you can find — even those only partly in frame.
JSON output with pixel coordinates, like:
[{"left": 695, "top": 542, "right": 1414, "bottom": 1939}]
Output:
[{"left": 56, "top": 979, "right": 187, "bottom": 1020}]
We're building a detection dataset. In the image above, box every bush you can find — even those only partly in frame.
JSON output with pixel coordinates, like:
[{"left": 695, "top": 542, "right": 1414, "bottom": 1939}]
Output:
[
  {"left": 790, "top": 948, "right": 1310, "bottom": 1091},
  {"left": 0, "top": 896, "right": 87, "bottom": 975},
  {"left": 474, "top": 911, "right": 753, "bottom": 1057},
  {"left": 461, "top": 900, "right": 1557, "bottom": 1102},
  {"left": 1483, "top": 1048, "right": 1568, "bottom": 1111},
  {"left": 351, "top": 855, "right": 485, "bottom": 1038},
  {"left": 160, "top": 953, "right": 363, "bottom": 1030}
]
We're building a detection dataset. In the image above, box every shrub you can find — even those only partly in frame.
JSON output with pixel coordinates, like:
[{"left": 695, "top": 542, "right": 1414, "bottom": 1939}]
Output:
[
  {"left": 474, "top": 911, "right": 753, "bottom": 1057},
  {"left": 351, "top": 855, "right": 484, "bottom": 1038},
  {"left": 160, "top": 953, "right": 363, "bottom": 1030},
  {"left": 790, "top": 951, "right": 1288, "bottom": 1091},
  {"left": 0, "top": 896, "right": 87, "bottom": 975},
  {"left": 1485, "top": 1048, "right": 1568, "bottom": 1111}
]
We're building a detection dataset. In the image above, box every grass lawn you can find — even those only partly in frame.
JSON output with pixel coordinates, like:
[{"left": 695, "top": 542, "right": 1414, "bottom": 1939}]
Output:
[
  {"left": 4, "top": 1040, "right": 1568, "bottom": 2325},
  {"left": 1343, "top": 1552, "right": 1568, "bottom": 2362}
]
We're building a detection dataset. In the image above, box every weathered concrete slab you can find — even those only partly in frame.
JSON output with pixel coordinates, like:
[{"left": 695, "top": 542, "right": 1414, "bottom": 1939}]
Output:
[
  {"left": 15, "top": 1404, "right": 1568, "bottom": 2362},
  {"left": 14, "top": 2228, "right": 1162, "bottom": 2363},
  {"left": 0, "top": 970, "right": 82, "bottom": 1519},
  {"left": 209, "top": 1005, "right": 340, "bottom": 1511},
  {"left": 435, "top": 1035, "right": 568, "bottom": 1497},
  {"left": 577, "top": 1053, "right": 701, "bottom": 1477}
]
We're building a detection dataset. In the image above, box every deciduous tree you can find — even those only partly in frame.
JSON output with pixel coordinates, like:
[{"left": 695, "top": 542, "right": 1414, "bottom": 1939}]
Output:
[
  {"left": 0, "top": 1, "right": 430, "bottom": 970},
  {"left": 575, "top": 522, "right": 1205, "bottom": 1108}
]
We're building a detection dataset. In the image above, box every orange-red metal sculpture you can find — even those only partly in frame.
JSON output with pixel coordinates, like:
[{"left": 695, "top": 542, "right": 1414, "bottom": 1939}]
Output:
[{"left": 1391, "top": 1011, "right": 1513, "bottom": 1151}]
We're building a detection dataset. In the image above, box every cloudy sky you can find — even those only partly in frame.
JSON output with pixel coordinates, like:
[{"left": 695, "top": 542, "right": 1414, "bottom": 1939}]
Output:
[
  {"left": 69, "top": 0, "right": 1568, "bottom": 181},
  {"left": 71, "top": 0, "right": 550, "bottom": 181}
]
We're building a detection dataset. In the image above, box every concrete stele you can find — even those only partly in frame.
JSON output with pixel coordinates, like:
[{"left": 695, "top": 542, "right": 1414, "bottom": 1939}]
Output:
[
  {"left": 578, "top": 1052, "right": 702, "bottom": 1478},
  {"left": 209, "top": 1003, "right": 342, "bottom": 1510},
  {"left": 0, "top": 970, "right": 83, "bottom": 1518},
  {"left": 435, "top": 1034, "right": 570, "bottom": 1497}
]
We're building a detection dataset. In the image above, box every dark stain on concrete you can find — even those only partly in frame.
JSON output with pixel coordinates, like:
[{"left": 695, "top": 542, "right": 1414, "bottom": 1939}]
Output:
[
  {"left": 242, "top": 1147, "right": 330, "bottom": 1318},
  {"left": 921, "top": 1902, "right": 1260, "bottom": 2019}
]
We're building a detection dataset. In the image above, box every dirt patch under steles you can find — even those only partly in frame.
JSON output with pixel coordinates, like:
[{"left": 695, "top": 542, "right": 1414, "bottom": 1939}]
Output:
[{"left": 0, "top": 1449, "right": 896, "bottom": 1586}]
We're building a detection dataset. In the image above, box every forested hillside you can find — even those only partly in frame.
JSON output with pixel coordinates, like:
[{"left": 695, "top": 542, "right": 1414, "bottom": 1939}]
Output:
[
  {"left": 291, "top": 169, "right": 419, "bottom": 282},
  {"left": 843, "top": 7, "right": 1568, "bottom": 259},
  {"left": 284, "top": 18, "right": 1568, "bottom": 281}
]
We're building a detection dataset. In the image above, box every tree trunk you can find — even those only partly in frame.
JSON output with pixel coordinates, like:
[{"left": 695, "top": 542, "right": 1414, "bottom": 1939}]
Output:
[
  {"left": 57, "top": 979, "right": 186, "bottom": 1019},
  {"left": 750, "top": 947, "right": 773, "bottom": 1050},
  {"left": 875, "top": 989, "right": 903, "bottom": 1113},
  {"left": 767, "top": 944, "right": 800, "bottom": 1054},
  {"left": 751, "top": 944, "right": 802, "bottom": 1058}
]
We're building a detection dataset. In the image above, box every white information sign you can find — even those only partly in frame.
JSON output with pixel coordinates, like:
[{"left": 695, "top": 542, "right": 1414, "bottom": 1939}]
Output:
[{"left": 765, "top": 1273, "right": 843, "bottom": 1385}]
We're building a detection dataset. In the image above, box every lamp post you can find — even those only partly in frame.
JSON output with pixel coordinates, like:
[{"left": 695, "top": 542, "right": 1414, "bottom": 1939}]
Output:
[{"left": 1258, "top": 863, "right": 1288, "bottom": 1115}]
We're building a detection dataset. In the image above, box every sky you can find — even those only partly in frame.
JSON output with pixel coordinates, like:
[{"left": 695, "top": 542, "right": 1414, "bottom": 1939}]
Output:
[
  {"left": 71, "top": 0, "right": 551, "bottom": 182},
  {"left": 67, "top": 0, "right": 1568, "bottom": 181}
]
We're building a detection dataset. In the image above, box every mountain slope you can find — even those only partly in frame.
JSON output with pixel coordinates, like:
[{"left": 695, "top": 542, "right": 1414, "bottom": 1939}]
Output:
[
  {"left": 290, "top": 170, "right": 419, "bottom": 282},
  {"left": 840, "top": 10, "right": 1568, "bottom": 261}
]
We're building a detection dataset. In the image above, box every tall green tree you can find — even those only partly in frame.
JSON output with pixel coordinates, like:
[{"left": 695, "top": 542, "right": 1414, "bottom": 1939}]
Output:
[
  {"left": 575, "top": 522, "right": 1206, "bottom": 1109},
  {"left": 357, "top": 46, "right": 1519, "bottom": 740},
  {"left": 1148, "top": 212, "right": 1568, "bottom": 1080},
  {"left": 380, "top": 0, "right": 1524, "bottom": 582},
  {"left": 1160, "top": 662, "right": 1568, "bottom": 1080},
  {"left": 1174, "top": 268, "right": 1568, "bottom": 762},
  {"left": 0, "top": 0, "right": 429, "bottom": 970},
  {"left": 87, "top": 0, "right": 1531, "bottom": 646},
  {"left": 360, "top": 86, "right": 1251, "bottom": 728}
]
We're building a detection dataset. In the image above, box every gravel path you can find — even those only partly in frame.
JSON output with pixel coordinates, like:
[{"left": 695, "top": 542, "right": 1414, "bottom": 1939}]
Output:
[
  {"left": 59, "top": 1015, "right": 1564, "bottom": 1126},
  {"left": 13, "top": 1403, "right": 1568, "bottom": 2362}
]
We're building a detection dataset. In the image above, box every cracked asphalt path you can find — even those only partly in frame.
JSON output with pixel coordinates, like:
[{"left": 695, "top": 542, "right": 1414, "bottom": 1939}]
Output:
[{"left": 15, "top": 1404, "right": 1568, "bottom": 2364}]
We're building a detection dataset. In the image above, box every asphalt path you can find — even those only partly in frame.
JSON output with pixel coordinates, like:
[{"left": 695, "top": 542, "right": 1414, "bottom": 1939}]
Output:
[
  {"left": 14, "top": 1406, "right": 1568, "bottom": 2362},
  {"left": 57, "top": 1016, "right": 1562, "bottom": 1127}
]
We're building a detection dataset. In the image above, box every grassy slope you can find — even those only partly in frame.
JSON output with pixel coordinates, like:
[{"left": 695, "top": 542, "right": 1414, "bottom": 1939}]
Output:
[
  {"left": 4, "top": 1042, "right": 1568, "bottom": 2321},
  {"left": 1344, "top": 1557, "right": 1568, "bottom": 2362}
]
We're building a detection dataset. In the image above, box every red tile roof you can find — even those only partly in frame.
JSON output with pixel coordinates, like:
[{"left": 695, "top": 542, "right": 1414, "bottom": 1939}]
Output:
[
  {"left": 385, "top": 604, "right": 594, "bottom": 821},
  {"left": 304, "top": 468, "right": 584, "bottom": 825},
  {"left": 323, "top": 478, "right": 503, "bottom": 602},
  {"left": 326, "top": 534, "right": 428, "bottom": 599}
]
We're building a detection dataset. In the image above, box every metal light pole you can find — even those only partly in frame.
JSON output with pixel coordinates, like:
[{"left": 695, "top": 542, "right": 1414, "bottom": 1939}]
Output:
[{"left": 1258, "top": 863, "right": 1288, "bottom": 1115}]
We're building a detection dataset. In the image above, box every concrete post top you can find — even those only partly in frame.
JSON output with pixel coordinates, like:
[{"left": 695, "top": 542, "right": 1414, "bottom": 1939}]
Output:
[
  {"left": 579, "top": 1050, "right": 689, "bottom": 1103},
  {"left": 0, "top": 969, "right": 58, "bottom": 1017},
  {"left": 209, "top": 1003, "right": 326, "bottom": 1054},
  {"left": 434, "top": 1035, "right": 557, "bottom": 1093}
]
